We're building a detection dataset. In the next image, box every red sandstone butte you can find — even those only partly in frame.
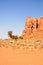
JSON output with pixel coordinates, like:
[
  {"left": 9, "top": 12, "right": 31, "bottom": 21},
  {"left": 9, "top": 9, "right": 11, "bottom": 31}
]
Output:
[{"left": 22, "top": 16, "right": 43, "bottom": 39}]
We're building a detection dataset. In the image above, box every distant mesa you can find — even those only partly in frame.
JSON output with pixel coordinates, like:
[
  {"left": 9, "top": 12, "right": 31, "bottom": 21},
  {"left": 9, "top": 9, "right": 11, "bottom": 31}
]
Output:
[{"left": 22, "top": 16, "right": 43, "bottom": 39}]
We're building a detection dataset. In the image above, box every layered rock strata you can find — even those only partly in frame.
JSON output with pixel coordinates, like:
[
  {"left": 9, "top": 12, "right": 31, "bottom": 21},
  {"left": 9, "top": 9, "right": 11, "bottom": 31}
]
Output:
[{"left": 22, "top": 16, "right": 43, "bottom": 39}]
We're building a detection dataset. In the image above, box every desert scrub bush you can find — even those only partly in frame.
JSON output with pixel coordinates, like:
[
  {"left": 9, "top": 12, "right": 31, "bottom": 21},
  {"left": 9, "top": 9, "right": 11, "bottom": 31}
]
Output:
[
  {"left": 0, "top": 39, "right": 3, "bottom": 47},
  {"left": 9, "top": 40, "right": 16, "bottom": 47},
  {"left": 34, "top": 40, "right": 43, "bottom": 49},
  {"left": 8, "top": 31, "right": 12, "bottom": 38},
  {"left": 19, "top": 40, "right": 27, "bottom": 49},
  {"left": 13, "top": 35, "right": 18, "bottom": 40},
  {"left": 18, "top": 36, "right": 23, "bottom": 39},
  {"left": 8, "top": 31, "right": 18, "bottom": 40},
  {"left": 1, "top": 39, "right": 9, "bottom": 48},
  {"left": 39, "top": 40, "right": 43, "bottom": 49},
  {"left": 16, "top": 40, "right": 21, "bottom": 45}
]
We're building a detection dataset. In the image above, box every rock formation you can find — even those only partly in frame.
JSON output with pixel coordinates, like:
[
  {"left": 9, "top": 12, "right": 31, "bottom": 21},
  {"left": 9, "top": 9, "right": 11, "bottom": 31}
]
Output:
[{"left": 22, "top": 16, "right": 43, "bottom": 39}]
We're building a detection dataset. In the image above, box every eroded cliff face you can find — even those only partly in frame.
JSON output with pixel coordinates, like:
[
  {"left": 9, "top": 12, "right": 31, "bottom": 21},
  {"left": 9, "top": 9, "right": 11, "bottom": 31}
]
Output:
[{"left": 22, "top": 16, "right": 43, "bottom": 39}]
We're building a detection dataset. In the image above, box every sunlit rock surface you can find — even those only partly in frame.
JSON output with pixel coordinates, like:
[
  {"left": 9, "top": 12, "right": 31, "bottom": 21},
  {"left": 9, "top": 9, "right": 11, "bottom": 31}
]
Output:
[{"left": 22, "top": 16, "right": 43, "bottom": 39}]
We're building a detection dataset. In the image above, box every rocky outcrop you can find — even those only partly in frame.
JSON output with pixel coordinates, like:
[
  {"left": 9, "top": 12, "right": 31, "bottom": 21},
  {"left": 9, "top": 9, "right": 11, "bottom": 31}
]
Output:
[{"left": 22, "top": 16, "right": 43, "bottom": 39}]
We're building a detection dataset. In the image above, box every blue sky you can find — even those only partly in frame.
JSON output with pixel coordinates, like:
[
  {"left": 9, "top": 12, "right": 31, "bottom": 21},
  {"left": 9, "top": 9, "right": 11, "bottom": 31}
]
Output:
[{"left": 0, "top": 0, "right": 43, "bottom": 39}]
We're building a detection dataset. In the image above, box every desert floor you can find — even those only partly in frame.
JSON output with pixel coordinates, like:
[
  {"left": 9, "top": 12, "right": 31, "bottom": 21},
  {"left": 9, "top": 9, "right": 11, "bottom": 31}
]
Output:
[
  {"left": 0, "top": 39, "right": 43, "bottom": 65},
  {"left": 0, "top": 40, "right": 43, "bottom": 65}
]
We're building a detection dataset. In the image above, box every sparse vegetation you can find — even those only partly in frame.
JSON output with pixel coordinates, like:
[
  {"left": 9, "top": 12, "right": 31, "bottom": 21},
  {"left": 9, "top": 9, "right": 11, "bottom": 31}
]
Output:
[
  {"left": 8, "top": 31, "right": 12, "bottom": 38},
  {"left": 18, "top": 36, "right": 23, "bottom": 39},
  {"left": 0, "top": 38, "right": 43, "bottom": 50},
  {"left": 0, "top": 31, "right": 43, "bottom": 50},
  {"left": 8, "top": 31, "right": 18, "bottom": 40}
]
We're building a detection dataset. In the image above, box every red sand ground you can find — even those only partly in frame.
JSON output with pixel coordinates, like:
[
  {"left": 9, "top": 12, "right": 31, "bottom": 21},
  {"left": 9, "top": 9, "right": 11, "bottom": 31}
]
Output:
[{"left": 0, "top": 47, "right": 43, "bottom": 65}]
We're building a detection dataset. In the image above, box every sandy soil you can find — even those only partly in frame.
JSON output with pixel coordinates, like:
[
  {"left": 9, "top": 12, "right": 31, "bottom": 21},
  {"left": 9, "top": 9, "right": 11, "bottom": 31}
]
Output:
[{"left": 0, "top": 46, "right": 43, "bottom": 65}]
